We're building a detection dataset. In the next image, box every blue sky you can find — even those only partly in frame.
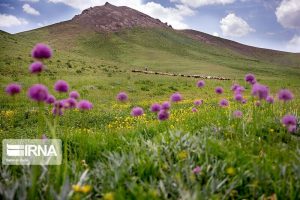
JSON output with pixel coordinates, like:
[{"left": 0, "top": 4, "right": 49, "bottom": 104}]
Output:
[{"left": 0, "top": 0, "right": 299, "bottom": 52}]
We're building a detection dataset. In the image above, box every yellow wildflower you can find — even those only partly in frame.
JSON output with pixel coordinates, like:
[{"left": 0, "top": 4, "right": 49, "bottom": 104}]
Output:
[
  {"left": 103, "top": 192, "right": 114, "bottom": 200},
  {"left": 72, "top": 184, "right": 81, "bottom": 192},
  {"left": 178, "top": 150, "right": 188, "bottom": 160},
  {"left": 81, "top": 185, "right": 92, "bottom": 193},
  {"left": 226, "top": 167, "right": 236, "bottom": 176}
]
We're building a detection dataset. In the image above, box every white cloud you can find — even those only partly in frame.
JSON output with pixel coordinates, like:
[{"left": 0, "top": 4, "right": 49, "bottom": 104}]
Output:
[
  {"left": 0, "top": 14, "right": 28, "bottom": 27},
  {"left": 140, "top": 2, "right": 194, "bottom": 29},
  {"left": 0, "top": 3, "right": 15, "bottom": 9},
  {"left": 170, "top": 0, "right": 235, "bottom": 8},
  {"left": 220, "top": 13, "right": 255, "bottom": 37},
  {"left": 48, "top": 0, "right": 194, "bottom": 29},
  {"left": 287, "top": 35, "right": 300, "bottom": 52},
  {"left": 213, "top": 32, "right": 219, "bottom": 37},
  {"left": 23, "top": 4, "right": 40, "bottom": 15},
  {"left": 276, "top": 0, "right": 300, "bottom": 29}
]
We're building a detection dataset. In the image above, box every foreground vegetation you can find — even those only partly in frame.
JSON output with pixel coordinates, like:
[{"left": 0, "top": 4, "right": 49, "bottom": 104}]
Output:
[{"left": 0, "top": 30, "right": 300, "bottom": 199}]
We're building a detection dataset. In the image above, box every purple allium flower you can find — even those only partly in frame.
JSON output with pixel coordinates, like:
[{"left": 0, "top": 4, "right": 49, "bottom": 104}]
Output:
[
  {"left": 29, "top": 61, "right": 44, "bottom": 74},
  {"left": 77, "top": 100, "right": 93, "bottom": 110},
  {"left": 27, "top": 84, "right": 48, "bottom": 102},
  {"left": 131, "top": 107, "right": 144, "bottom": 117},
  {"left": 52, "top": 107, "right": 63, "bottom": 116},
  {"left": 233, "top": 110, "right": 243, "bottom": 118},
  {"left": 194, "top": 99, "right": 203, "bottom": 106},
  {"left": 266, "top": 96, "right": 274, "bottom": 104},
  {"left": 54, "top": 80, "right": 69, "bottom": 93},
  {"left": 161, "top": 101, "right": 171, "bottom": 110},
  {"left": 219, "top": 99, "right": 229, "bottom": 107},
  {"left": 234, "top": 86, "right": 245, "bottom": 94},
  {"left": 65, "top": 98, "right": 77, "bottom": 109},
  {"left": 251, "top": 83, "right": 269, "bottom": 100},
  {"left": 281, "top": 115, "right": 297, "bottom": 127},
  {"left": 60, "top": 99, "right": 68, "bottom": 108},
  {"left": 245, "top": 73, "right": 256, "bottom": 84},
  {"left": 116, "top": 92, "right": 128, "bottom": 102},
  {"left": 54, "top": 100, "right": 64, "bottom": 109},
  {"left": 41, "top": 134, "right": 48, "bottom": 141},
  {"left": 31, "top": 43, "right": 52, "bottom": 59},
  {"left": 278, "top": 89, "right": 294, "bottom": 102},
  {"left": 192, "top": 166, "right": 201, "bottom": 174},
  {"left": 157, "top": 110, "right": 170, "bottom": 121},
  {"left": 150, "top": 103, "right": 161, "bottom": 113},
  {"left": 69, "top": 91, "right": 80, "bottom": 99},
  {"left": 288, "top": 125, "right": 297, "bottom": 133},
  {"left": 170, "top": 92, "right": 182, "bottom": 102},
  {"left": 45, "top": 95, "right": 56, "bottom": 104},
  {"left": 234, "top": 94, "right": 243, "bottom": 102},
  {"left": 5, "top": 83, "right": 21, "bottom": 96},
  {"left": 192, "top": 107, "right": 197, "bottom": 112},
  {"left": 215, "top": 87, "right": 224, "bottom": 94},
  {"left": 197, "top": 80, "right": 205, "bottom": 88},
  {"left": 231, "top": 83, "right": 239, "bottom": 91},
  {"left": 242, "top": 99, "right": 247, "bottom": 104},
  {"left": 255, "top": 101, "right": 261, "bottom": 107}
]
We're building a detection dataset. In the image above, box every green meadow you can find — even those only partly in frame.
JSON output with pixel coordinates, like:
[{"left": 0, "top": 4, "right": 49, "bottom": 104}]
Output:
[{"left": 0, "top": 27, "right": 300, "bottom": 199}]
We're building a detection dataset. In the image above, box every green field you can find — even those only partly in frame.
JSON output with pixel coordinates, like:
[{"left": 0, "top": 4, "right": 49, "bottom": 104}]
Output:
[{"left": 0, "top": 26, "right": 300, "bottom": 199}]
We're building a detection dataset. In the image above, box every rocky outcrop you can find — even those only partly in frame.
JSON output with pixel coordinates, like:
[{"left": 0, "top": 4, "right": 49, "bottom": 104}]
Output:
[{"left": 72, "top": 2, "right": 171, "bottom": 32}]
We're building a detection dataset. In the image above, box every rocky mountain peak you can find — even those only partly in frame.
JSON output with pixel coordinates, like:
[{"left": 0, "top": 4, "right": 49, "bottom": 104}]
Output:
[{"left": 72, "top": 3, "right": 172, "bottom": 32}]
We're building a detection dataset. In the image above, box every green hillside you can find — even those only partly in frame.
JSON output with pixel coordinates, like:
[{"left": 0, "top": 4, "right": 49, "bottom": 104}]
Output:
[{"left": 1, "top": 25, "right": 300, "bottom": 81}]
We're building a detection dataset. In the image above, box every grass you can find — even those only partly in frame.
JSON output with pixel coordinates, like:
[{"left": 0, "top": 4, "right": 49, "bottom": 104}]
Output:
[{"left": 0, "top": 27, "right": 300, "bottom": 199}]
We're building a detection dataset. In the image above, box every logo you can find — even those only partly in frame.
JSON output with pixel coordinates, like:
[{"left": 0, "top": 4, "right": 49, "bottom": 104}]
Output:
[{"left": 2, "top": 139, "right": 62, "bottom": 165}]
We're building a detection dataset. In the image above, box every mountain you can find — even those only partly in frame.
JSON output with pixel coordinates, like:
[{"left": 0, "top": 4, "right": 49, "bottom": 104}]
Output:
[
  {"left": 72, "top": 2, "right": 172, "bottom": 32},
  {"left": 0, "top": 2, "right": 299, "bottom": 79}
]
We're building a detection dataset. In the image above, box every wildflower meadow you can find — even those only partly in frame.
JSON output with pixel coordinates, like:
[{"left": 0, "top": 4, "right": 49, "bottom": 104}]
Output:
[{"left": 0, "top": 43, "right": 300, "bottom": 200}]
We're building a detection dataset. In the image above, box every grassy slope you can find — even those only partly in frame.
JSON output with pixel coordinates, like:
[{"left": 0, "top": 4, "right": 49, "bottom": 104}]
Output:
[
  {"left": 1, "top": 24, "right": 299, "bottom": 80},
  {"left": 0, "top": 26, "right": 300, "bottom": 199}
]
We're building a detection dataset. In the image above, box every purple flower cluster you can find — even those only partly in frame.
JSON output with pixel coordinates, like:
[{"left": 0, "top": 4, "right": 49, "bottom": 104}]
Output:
[
  {"left": 150, "top": 103, "right": 161, "bottom": 113},
  {"left": 5, "top": 83, "right": 21, "bottom": 96},
  {"left": 54, "top": 80, "right": 69, "bottom": 93},
  {"left": 233, "top": 110, "right": 243, "bottom": 118},
  {"left": 158, "top": 110, "right": 170, "bottom": 121},
  {"left": 282, "top": 115, "right": 297, "bottom": 133},
  {"left": 77, "top": 100, "right": 93, "bottom": 111},
  {"left": 231, "top": 83, "right": 246, "bottom": 103},
  {"left": 192, "top": 107, "right": 197, "bottom": 112},
  {"left": 215, "top": 87, "right": 224, "bottom": 95},
  {"left": 193, "top": 166, "right": 201, "bottom": 174},
  {"left": 245, "top": 74, "right": 256, "bottom": 84},
  {"left": 117, "top": 92, "right": 128, "bottom": 102},
  {"left": 197, "top": 80, "right": 205, "bottom": 88},
  {"left": 46, "top": 95, "right": 56, "bottom": 104},
  {"left": 69, "top": 91, "right": 80, "bottom": 99},
  {"left": 29, "top": 61, "right": 44, "bottom": 74},
  {"left": 194, "top": 99, "right": 203, "bottom": 106},
  {"left": 170, "top": 92, "right": 182, "bottom": 102},
  {"left": 266, "top": 96, "right": 274, "bottom": 104},
  {"left": 161, "top": 101, "right": 171, "bottom": 110},
  {"left": 234, "top": 94, "right": 243, "bottom": 102},
  {"left": 131, "top": 107, "right": 144, "bottom": 117},
  {"left": 278, "top": 89, "right": 294, "bottom": 102},
  {"left": 219, "top": 99, "right": 229, "bottom": 107},
  {"left": 251, "top": 83, "right": 269, "bottom": 100},
  {"left": 27, "top": 84, "right": 49, "bottom": 102},
  {"left": 31, "top": 43, "right": 52, "bottom": 59}
]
